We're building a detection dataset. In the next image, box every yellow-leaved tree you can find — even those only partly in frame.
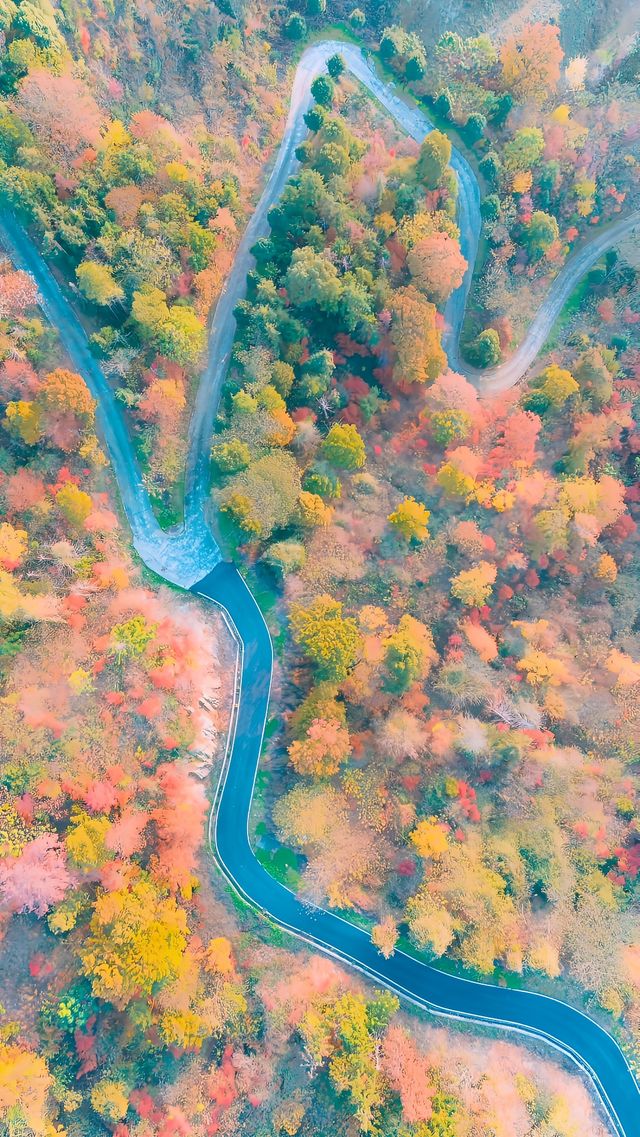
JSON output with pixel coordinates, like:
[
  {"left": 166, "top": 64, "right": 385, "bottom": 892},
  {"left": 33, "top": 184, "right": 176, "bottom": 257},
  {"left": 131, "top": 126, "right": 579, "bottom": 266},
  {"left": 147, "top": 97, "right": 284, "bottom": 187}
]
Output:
[
  {"left": 383, "top": 615, "right": 436, "bottom": 692},
  {"left": 90, "top": 1079, "right": 129, "bottom": 1124},
  {"left": 388, "top": 497, "right": 430, "bottom": 542},
  {"left": 371, "top": 916, "right": 399, "bottom": 959},
  {"left": 288, "top": 717, "right": 351, "bottom": 777},
  {"left": 290, "top": 595, "right": 362, "bottom": 681},
  {"left": 0, "top": 1044, "right": 53, "bottom": 1134},
  {"left": 80, "top": 877, "right": 188, "bottom": 1007},
  {"left": 0, "top": 523, "right": 28, "bottom": 571},
  {"left": 390, "top": 286, "right": 446, "bottom": 386},
  {"left": 450, "top": 561, "right": 497, "bottom": 607},
  {"left": 410, "top": 817, "right": 449, "bottom": 859}
]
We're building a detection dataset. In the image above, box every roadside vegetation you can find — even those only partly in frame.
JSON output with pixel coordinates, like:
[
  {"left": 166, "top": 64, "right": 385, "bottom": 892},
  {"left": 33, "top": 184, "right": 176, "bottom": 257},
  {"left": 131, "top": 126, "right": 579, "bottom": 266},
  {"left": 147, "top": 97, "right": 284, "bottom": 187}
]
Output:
[{"left": 374, "top": 21, "right": 640, "bottom": 362}]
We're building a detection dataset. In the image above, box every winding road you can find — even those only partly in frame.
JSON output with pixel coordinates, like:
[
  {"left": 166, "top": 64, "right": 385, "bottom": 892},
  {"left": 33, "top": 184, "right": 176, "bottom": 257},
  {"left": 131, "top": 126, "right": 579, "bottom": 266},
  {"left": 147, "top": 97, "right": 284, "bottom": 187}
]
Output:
[{"left": 2, "top": 39, "right": 640, "bottom": 1137}]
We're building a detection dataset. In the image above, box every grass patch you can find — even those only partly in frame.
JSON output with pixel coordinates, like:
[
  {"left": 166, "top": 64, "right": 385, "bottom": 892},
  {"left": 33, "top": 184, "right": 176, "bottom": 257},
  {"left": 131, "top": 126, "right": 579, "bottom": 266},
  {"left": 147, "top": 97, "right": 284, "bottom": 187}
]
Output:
[
  {"left": 129, "top": 431, "right": 185, "bottom": 531},
  {"left": 395, "top": 933, "right": 525, "bottom": 989},
  {"left": 253, "top": 768, "right": 271, "bottom": 803},
  {"left": 148, "top": 474, "right": 184, "bottom": 531},
  {"left": 260, "top": 917, "right": 295, "bottom": 949},
  {"left": 542, "top": 273, "right": 591, "bottom": 354},
  {"left": 264, "top": 715, "right": 280, "bottom": 741},
  {"left": 248, "top": 572, "right": 280, "bottom": 616},
  {"left": 212, "top": 506, "right": 241, "bottom": 561},
  {"left": 222, "top": 880, "right": 254, "bottom": 916},
  {"left": 135, "top": 558, "right": 185, "bottom": 595},
  {"left": 272, "top": 625, "right": 289, "bottom": 661},
  {"left": 256, "top": 846, "right": 302, "bottom": 889},
  {"left": 293, "top": 22, "right": 362, "bottom": 57},
  {"left": 331, "top": 908, "right": 374, "bottom": 933}
]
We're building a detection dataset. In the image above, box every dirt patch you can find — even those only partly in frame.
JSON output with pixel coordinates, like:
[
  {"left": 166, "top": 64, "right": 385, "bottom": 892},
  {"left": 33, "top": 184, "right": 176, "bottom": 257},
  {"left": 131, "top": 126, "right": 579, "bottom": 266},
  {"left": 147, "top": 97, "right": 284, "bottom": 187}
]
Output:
[{"left": 0, "top": 915, "right": 75, "bottom": 1044}]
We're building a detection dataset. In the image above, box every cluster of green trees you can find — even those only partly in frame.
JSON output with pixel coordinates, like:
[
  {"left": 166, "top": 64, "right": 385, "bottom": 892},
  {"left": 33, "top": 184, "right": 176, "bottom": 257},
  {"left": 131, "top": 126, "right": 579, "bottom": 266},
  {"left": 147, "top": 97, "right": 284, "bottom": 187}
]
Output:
[
  {"left": 213, "top": 67, "right": 462, "bottom": 548},
  {"left": 0, "top": 0, "right": 65, "bottom": 95},
  {"left": 380, "top": 24, "right": 427, "bottom": 81},
  {"left": 1, "top": 116, "right": 235, "bottom": 365}
]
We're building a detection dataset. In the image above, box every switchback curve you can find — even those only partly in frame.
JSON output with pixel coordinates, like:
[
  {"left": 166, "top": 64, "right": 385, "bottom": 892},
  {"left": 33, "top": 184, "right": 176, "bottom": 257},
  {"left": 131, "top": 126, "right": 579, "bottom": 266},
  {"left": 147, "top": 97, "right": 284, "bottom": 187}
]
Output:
[{"left": 2, "top": 39, "right": 639, "bottom": 1137}]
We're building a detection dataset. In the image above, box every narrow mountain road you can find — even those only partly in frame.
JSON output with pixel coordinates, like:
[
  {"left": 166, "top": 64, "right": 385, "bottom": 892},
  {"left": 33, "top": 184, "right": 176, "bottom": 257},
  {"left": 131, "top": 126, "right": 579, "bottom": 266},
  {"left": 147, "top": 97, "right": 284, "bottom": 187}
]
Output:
[
  {"left": 2, "top": 39, "right": 639, "bottom": 1137},
  {"left": 466, "top": 209, "right": 640, "bottom": 391},
  {"left": 0, "top": 219, "right": 220, "bottom": 589}
]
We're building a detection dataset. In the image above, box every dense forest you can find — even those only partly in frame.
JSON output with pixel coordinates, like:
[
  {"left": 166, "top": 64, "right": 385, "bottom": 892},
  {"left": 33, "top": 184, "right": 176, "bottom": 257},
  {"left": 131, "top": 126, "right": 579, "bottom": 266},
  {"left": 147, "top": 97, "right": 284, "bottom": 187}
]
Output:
[
  {"left": 1, "top": 0, "right": 640, "bottom": 1133},
  {"left": 209, "top": 3, "right": 640, "bottom": 1075}
]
